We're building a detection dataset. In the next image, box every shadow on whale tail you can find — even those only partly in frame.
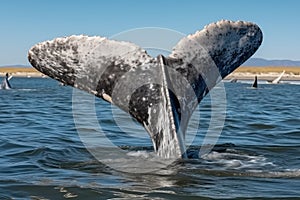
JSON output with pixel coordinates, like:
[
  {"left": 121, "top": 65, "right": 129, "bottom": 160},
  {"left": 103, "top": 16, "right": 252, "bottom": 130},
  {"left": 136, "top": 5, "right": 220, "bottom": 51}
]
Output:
[{"left": 28, "top": 20, "right": 263, "bottom": 159}]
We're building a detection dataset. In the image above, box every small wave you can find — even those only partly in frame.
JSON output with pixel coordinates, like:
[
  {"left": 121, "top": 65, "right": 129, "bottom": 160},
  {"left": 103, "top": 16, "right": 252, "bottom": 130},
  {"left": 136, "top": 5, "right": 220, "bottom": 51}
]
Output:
[
  {"left": 201, "top": 149, "right": 275, "bottom": 170},
  {"left": 126, "top": 150, "right": 151, "bottom": 158},
  {"left": 248, "top": 123, "right": 276, "bottom": 130},
  {"left": 0, "top": 88, "right": 38, "bottom": 92},
  {"left": 286, "top": 81, "right": 300, "bottom": 85},
  {"left": 189, "top": 167, "right": 300, "bottom": 179},
  {"left": 16, "top": 88, "right": 38, "bottom": 91},
  {"left": 245, "top": 169, "right": 300, "bottom": 178}
]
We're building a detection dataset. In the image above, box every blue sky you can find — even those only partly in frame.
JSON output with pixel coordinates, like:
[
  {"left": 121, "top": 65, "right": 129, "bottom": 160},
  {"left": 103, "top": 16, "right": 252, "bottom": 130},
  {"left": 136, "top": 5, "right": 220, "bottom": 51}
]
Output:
[{"left": 0, "top": 0, "right": 299, "bottom": 65}]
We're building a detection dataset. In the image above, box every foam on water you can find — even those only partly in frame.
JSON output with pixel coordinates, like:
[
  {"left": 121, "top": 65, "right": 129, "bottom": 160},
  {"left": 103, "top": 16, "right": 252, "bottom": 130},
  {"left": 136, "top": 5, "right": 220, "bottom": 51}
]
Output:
[
  {"left": 202, "top": 149, "right": 275, "bottom": 170},
  {"left": 126, "top": 150, "right": 151, "bottom": 158}
]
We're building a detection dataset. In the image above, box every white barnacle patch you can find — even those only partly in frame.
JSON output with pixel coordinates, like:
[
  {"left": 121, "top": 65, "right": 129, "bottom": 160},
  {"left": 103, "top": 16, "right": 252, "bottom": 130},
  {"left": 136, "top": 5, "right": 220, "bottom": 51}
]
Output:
[
  {"left": 149, "top": 83, "right": 154, "bottom": 89},
  {"left": 102, "top": 93, "right": 112, "bottom": 103},
  {"left": 108, "top": 74, "right": 115, "bottom": 79},
  {"left": 121, "top": 75, "right": 126, "bottom": 79},
  {"left": 90, "top": 90, "right": 97, "bottom": 95}
]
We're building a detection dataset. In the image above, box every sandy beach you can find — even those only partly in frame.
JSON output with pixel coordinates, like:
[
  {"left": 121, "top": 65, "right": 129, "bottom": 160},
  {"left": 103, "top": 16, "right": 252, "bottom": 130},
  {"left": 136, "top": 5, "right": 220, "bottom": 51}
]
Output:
[
  {"left": 0, "top": 67, "right": 44, "bottom": 78},
  {"left": 1, "top": 66, "right": 300, "bottom": 81}
]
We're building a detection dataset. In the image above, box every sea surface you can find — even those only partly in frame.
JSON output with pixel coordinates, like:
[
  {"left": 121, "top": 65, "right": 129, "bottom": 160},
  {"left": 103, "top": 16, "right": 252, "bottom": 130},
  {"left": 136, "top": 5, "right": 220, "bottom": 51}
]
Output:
[{"left": 0, "top": 77, "right": 300, "bottom": 199}]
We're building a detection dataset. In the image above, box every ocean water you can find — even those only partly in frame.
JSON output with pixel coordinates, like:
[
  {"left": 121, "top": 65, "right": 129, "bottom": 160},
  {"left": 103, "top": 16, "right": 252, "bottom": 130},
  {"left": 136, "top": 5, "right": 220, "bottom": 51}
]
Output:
[{"left": 0, "top": 77, "right": 300, "bottom": 199}]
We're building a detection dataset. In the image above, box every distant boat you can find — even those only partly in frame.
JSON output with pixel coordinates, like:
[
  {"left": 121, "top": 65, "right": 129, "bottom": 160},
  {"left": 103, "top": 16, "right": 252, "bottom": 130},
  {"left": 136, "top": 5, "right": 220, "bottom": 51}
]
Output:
[
  {"left": 252, "top": 76, "right": 258, "bottom": 88},
  {"left": 267, "top": 70, "right": 285, "bottom": 84}
]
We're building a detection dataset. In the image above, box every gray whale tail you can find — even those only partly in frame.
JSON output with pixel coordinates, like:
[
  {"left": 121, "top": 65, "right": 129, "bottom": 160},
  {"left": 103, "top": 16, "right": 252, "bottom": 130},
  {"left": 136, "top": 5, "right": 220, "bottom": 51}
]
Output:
[
  {"left": 28, "top": 20, "right": 263, "bottom": 158},
  {"left": 0, "top": 73, "right": 12, "bottom": 90},
  {"left": 252, "top": 76, "right": 258, "bottom": 88}
]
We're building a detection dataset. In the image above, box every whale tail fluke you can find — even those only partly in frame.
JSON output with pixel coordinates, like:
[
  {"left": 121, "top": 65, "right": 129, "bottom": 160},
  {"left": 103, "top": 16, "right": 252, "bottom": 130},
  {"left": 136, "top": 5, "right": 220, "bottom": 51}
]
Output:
[
  {"left": 28, "top": 20, "right": 263, "bottom": 158},
  {"left": 252, "top": 76, "right": 258, "bottom": 88},
  {"left": 272, "top": 70, "right": 285, "bottom": 84},
  {"left": 0, "top": 73, "right": 12, "bottom": 90}
]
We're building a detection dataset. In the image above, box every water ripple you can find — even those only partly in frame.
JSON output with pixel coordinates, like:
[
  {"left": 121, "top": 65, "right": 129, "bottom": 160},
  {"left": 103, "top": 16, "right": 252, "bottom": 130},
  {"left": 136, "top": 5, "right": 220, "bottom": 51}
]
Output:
[{"left": 1, "top": 78, "right": 300, "bottom": 199}]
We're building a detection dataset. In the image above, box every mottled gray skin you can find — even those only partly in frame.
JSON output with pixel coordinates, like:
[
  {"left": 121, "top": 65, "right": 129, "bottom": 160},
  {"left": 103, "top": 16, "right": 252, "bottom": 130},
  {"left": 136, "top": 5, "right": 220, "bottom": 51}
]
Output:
[{"left": 28, "top": 20, "right": 263, "bottom": 159}]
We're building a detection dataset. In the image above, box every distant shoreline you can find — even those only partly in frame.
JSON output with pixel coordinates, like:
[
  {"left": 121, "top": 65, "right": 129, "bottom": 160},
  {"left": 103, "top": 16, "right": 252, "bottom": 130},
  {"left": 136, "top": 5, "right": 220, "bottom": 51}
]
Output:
[
  {"left": 228, "top": 66, "right": 300, "bottom": 81},
  {"left": 0, "top": 67, "right": 44, "bottom": 78},
  {"left": 1, "top": 66, "right": 300, "bottom": 80}
]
